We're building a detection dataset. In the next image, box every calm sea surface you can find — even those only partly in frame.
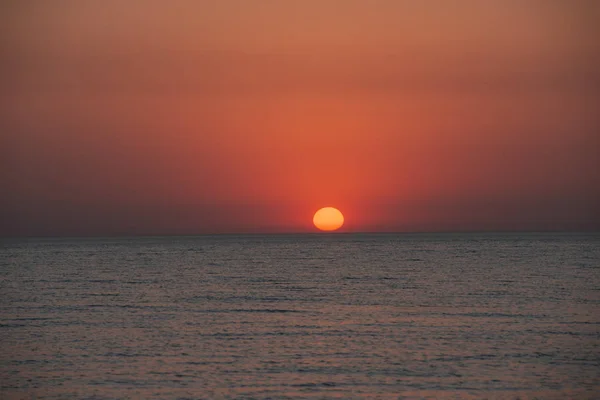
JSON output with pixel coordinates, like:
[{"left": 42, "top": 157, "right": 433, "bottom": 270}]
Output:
[{"left": 1, "top": 233, "right": 599, "bottom": 399}]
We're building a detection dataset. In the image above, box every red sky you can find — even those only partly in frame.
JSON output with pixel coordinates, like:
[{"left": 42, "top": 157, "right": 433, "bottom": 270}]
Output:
[{"left": 1, "top": 1, "right": 599, "bottom": 235}]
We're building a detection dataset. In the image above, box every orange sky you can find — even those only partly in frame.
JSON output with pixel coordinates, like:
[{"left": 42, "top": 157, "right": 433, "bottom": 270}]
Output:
[{"left": 1, "top": 1, "right": 599, "bottom": 235}]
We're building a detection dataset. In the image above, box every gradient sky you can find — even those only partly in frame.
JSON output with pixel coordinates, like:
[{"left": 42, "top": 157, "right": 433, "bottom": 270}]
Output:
[{"left": 1, "top": 1, "right": 599, "bottom": 235}]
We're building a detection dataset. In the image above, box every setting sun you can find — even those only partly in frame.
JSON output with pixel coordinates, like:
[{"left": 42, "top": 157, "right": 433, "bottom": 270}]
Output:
[{"left": 313, "top": 207, "right": 344, "bottom": 232}]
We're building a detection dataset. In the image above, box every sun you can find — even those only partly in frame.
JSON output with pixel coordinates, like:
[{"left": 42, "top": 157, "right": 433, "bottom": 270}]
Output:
[{"left": 313, "top": 207, "right": 344, "bottom": 232}]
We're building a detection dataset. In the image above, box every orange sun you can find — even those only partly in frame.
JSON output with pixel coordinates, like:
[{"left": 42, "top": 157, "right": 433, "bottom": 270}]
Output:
[{"left": 313, "top": 207, "right": 344, "bottom": 231}]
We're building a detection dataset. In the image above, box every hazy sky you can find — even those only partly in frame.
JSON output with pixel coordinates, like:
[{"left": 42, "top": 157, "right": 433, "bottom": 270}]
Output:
[{"left": 2, "top": 1, "right": 599, "bottom": 235}]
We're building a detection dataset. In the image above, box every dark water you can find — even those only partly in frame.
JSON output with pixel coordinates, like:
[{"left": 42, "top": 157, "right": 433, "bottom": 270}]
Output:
[{"left": 1, "top": 233, "right": 599, "bottom": 399}]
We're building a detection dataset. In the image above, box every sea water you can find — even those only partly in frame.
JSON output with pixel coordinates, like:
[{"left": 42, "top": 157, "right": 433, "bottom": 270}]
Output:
[{"left": 1, "top": 233, "right": 599, "bottom": 399}]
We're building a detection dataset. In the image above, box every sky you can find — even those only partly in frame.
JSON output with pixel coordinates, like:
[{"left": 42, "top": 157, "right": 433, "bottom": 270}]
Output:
[{"left": 1, "top": 0, "right": 599, "bottom": 235}]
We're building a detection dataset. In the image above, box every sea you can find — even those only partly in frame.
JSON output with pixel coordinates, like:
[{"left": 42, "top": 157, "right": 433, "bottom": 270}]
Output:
[{"left": 1, "top": 233, "right": 599, "bottom": 399}]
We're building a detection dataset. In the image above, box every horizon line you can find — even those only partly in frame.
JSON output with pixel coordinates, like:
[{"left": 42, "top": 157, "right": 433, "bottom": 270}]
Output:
[{"left": 2, "top": 229, "right": 599, "bottom": 240}]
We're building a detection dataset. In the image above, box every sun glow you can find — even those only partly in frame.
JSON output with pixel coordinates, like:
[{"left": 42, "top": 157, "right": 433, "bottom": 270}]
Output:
[{"left": 313, "top": 207, "right": 344, "bottom": 231}]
